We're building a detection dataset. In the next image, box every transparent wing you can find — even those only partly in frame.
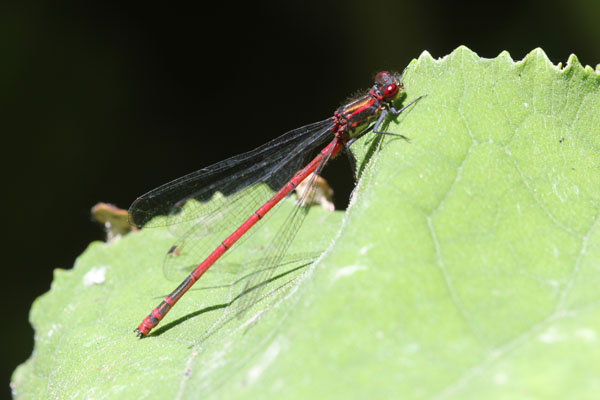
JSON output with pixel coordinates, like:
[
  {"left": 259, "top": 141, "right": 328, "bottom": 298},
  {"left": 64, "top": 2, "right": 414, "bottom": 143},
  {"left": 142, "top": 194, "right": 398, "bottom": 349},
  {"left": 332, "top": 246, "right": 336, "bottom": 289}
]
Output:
[
  {"left": 128, "top": 118, "right": 334, "bottom": 280},
  {"left": 190, "top": 252, "right": 322, "bottom": 344}
]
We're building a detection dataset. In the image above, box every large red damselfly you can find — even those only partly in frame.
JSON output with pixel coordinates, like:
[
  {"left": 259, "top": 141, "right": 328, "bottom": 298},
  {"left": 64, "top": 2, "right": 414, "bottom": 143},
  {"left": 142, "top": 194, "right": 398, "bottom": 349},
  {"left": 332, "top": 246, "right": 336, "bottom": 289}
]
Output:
[{"left": 130, "top": 71, "right": 423, "bottom": 337}]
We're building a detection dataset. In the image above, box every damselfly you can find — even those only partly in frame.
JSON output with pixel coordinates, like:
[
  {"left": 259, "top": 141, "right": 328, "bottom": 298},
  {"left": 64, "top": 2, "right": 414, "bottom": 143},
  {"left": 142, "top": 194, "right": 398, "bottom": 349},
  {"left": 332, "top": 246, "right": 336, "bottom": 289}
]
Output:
[{"left": 130, "top": 71, "right": 423, "bottom": 337}]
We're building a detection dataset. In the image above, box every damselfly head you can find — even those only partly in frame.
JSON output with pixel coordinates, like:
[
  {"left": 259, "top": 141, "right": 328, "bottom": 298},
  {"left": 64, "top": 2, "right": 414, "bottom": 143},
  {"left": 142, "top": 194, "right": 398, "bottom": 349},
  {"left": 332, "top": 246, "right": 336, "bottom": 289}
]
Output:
[{"left": 374, "top": 71, "right": 404, "bottom": 102}]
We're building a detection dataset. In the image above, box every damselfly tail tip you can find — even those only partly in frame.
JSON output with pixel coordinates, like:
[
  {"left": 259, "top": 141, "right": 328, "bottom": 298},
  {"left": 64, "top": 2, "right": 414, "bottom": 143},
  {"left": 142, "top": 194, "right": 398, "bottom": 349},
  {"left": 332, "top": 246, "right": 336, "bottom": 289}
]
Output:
[{"left": 133, "top": 328, "right": 146, "bottom": 338}]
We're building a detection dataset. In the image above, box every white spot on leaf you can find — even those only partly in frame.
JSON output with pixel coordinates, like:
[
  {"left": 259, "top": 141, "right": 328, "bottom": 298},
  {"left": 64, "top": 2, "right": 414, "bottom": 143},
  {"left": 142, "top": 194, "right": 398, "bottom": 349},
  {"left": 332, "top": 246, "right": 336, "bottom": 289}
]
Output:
[
  {"left": 359, "top": 245, "right": 372, "bottom": 255},
  {"left": 538, "top": 326, "right": 563, "bottom": 343},
  {"left": 246, "top": 341, "right": 280, "bottom": 385},
  {"left": 83, "top": 266, "right": 107, "bottom": 286},
  {"left": 494, "top": 371, "right": 508, "bottom": 385},
  {"left": 404, "top": 343, "right": 420, "bottom": 353},
  {"left": 575, "top": 328, "right": 597, "bottom": 342},
  {"left": 331, "top": 265, "right": 367, "bottom": 282}
]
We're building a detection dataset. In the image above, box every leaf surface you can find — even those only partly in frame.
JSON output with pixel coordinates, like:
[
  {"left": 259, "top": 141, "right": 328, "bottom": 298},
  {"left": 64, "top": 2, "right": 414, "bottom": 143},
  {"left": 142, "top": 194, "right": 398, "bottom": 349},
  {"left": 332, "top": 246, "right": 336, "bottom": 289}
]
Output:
[{"left": 12, "top": 47, "right": 600, "bottom": 399}]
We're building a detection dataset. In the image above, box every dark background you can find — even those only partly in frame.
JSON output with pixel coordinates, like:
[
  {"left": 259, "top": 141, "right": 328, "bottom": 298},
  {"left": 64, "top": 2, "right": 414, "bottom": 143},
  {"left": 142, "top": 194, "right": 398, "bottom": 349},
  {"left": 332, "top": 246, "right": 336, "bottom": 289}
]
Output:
[{"left": 3, "top": 0, "right": 599, "bottom": 398}]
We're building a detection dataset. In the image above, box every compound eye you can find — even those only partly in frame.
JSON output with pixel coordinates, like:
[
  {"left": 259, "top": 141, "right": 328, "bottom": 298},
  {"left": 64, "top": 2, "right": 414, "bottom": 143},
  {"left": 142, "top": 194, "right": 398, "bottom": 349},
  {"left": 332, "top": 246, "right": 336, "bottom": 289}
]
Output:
[{"left": 383, "top": 83, "right": 399, "bottom": 100}]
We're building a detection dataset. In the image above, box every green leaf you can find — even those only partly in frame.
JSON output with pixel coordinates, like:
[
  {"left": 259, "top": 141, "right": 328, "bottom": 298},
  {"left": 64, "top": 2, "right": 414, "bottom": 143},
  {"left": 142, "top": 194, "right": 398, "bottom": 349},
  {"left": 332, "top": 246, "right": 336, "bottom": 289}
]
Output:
[{"left": 13, "top": 47, "right": 600, "bottom": 399}]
